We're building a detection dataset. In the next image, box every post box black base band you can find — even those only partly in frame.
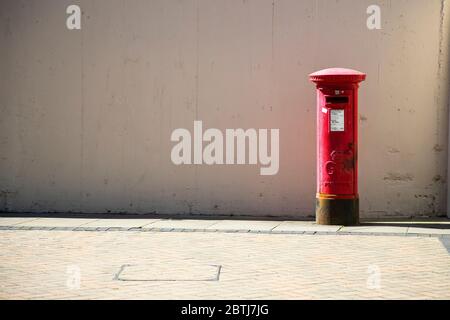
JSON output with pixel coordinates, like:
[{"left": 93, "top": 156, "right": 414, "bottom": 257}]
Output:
[{"left": 315, "top": 197, "right": 359, "bottom": 226}]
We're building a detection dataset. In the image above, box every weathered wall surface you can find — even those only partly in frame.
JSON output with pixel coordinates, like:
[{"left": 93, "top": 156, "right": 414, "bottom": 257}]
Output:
[{"left": 1, "top": 0, "right": 449, "bottom": 217}]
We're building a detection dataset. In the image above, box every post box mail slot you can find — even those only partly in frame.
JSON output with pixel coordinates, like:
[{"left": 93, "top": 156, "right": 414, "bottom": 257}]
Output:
[{"left": 326, "top": 96, "right": 349, "bottom": 104}]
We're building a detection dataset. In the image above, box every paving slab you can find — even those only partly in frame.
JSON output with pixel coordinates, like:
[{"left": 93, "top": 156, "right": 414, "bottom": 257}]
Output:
[
  {"left": 364, "top": 220, "right": 450, "bottom": 226},
  {"left": 205, "top": 220, "right": 282, "bottom": 232},
  {"left": 14, "top": 218, "right": 97, "bottom": 228},
  {"left": 147, "top": 219, "right": 219, "bottom": 230},
  {"left": 2, "top": 216, "right": 450, "bottom": 236},
  {"left": 82, "top": 219, "right": 160, "bottom": 229},
  {"left": 0, "top": 217, "right": 40, "bottom": 226},
  {"left": 407, "top": 227, "right": 450, "bottom": 235},
  {"left": 339, "top": 225, "right": 408, "bottom": 235},
  {"left": 272, "top": 221, "right": 342, "bottom": 233}
]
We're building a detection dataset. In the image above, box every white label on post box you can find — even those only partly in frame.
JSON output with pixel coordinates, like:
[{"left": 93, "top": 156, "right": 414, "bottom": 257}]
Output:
[{"left": 330, "top": 109, "right": 345, "bottom": 132}]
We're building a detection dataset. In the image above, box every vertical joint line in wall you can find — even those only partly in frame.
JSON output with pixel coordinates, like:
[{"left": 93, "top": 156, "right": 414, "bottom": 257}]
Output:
[
  {"left": 271, "top": 0, "right": 275, "bottom": 64},
  {"left": 435, "top": 1, "right": 445, "bottom": 169},
  {"left": 437, "top": 0, "right": 446, "bottom": 98},
  {"left": 80, "top": 7, "right": 85, "bottom": 212},
  {"left": 435, "top": 0, "right": 446, "bottom": 178},
  {"left": 195, "top": 0, "right": 199, "bottom": 120},
  {"left": 441, "top": 0, "right": 450, "bottom": 217},
  {"left": 313, "top": 0, "right": 319, "bottom": 68},
  {"left": 438, "top": 0, "right": 445, "bottom": 80},
  {"left": 437, "top": 0, "right": 446, "bottom": 117},
  {"left": 194, "top": 0, "right": 200, "bottom": 202},
  {"left": 437, "top": 0, "right": 444, "bottom": 151}
]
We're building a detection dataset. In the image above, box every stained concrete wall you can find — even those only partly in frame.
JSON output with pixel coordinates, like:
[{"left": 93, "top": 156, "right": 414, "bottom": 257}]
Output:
[{"left": 1, "top": 0, "right": 449, "bottom": 218}]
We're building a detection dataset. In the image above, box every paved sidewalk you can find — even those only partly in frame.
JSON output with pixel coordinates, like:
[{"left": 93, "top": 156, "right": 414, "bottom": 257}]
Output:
[
  {"left": 1, "top": 216, "right": 450, "bottom": 237},
  {"left": 1, "top": 215, "right": 450, "bottom": 299}
]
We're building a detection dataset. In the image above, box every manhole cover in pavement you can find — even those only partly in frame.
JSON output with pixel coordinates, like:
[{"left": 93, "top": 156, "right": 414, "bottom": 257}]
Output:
[{"left": 114, "top": 263, "right": 222, "bottom": 281}]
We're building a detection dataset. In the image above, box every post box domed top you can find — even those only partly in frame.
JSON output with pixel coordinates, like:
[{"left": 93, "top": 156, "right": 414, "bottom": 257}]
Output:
[{"left": 309, "top": 68, "right": 366, "bottom": 84}]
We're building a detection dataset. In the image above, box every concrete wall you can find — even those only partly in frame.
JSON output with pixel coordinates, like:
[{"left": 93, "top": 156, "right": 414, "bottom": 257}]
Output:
[{"left": 1, "top": 0, "right": 449, "bottom": 218}]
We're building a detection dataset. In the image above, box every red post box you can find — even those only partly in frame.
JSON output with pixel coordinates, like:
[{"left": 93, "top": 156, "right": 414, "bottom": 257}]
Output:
[{"left": 309, "top": 68, "right": 366, "bottom": 226}]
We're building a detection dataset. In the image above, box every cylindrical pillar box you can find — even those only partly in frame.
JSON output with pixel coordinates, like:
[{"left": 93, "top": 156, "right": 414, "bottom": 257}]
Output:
[{"left": 309, "top": 68, "right": 366, "bottom": 226}]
